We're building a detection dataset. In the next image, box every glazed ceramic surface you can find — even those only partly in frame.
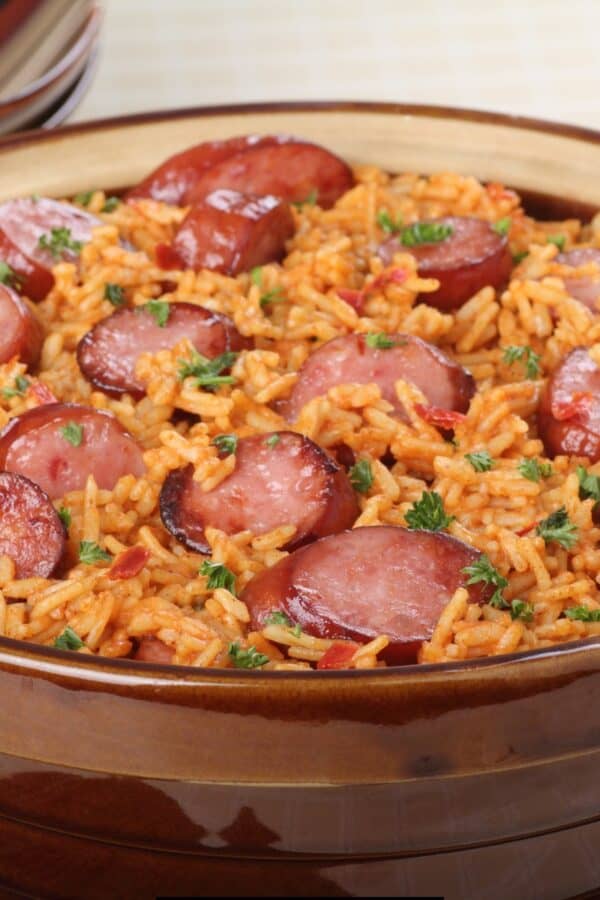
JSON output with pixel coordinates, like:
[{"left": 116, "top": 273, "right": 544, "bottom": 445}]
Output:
[{"left": 0, "top": 103, "right": 599, "bottom": 900}]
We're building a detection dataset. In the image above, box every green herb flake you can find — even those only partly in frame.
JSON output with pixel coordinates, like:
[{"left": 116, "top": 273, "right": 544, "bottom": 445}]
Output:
[
  {"left": 564, "top": 605, "right": 600, "bottom": 622},
  {"left": 259, "top": 287, "right": 285, "bottom": 309},
  {"left": 250, "top": 266, "right": 263, "bottom": 286},
  {"left": 547, "top": 234, "right": 566, "bottom": 251},
  {"left": 177, "top": 349, "right": 238, "bottom": 391},
  {"left": 461, "top": 554, "right": 508, "bottom": 609},
  {"left": 349, "top": 458, "right": 373, "bottom": 495},
  {"left": 465, "top": 450, "right": 494, "bottom": 472},
  {"left": 228, "top": 641, "right": 269, "bottom": 669},
  {"left": 53, "top": 626, "right": 85, "bottom": 651},
  {"left": 142, "top": 299, "right": 170, "bottom": 327},
  {"left": 265, "top": 433, "right": 280, "bottom": 449},
  {"left": 364, "top": 332, "right": 395, "bottom": 350},
  {"left": 519, "top": 458, "right": 554, "bottom": 483},
  {"left": 74, "top": 190, "right": 93, "bottom": 206},
  {"left": 510, "top": 599, "right": 534, "bottom": 622},
  {"left": 60, "top": 421, "right": 83, "bottom": 447},
  {"left": 211, "top": 433, "right": 238, "bottom": 455},
  {"left": 2, "top": 374, "right": 30, "bottom": 399},
  {"left": 103, "top": 283, "right": 125, "bottom": 306},
  {"left": 292, "top": 189, "right": 318, "bottom": 209},
  {"left": 0, "top": 261, "right": 16, "bottom": 285},
  {"left": 492, "top": 217, "right": 512, "bottom": 236},
  {"left": 405, "top": 490, "right": 455, "bottom": 532},
  {"left": 101, "top": 196, "right": 120, "bottom": 213},
  {"left": 38, "top": 227, "right": 83, "bottom": 260},
  {"left": 78, "top": 541, "right": 111, "bottom": 565},
  {"left": 57, "top": 506, "right": 71, "bottom": 529},
  {"left": 400, "top": 221, "right": 453, "bottom": 247},
  {"left": 502, "top": 344, "right": 541, "bottom": 379},
  {"left": 200, "top": 560, "right": 237, "bottom": 594},
  {"left": 376, "top": 209, "right": 403, "bottom": 234},
  {"left": 513, "top": 251, "right": 529, "bottom": 265},
  {"left": 536, "top": 506, "right": 579, "bottom": 549},
  {"left": 576, "top": 465, "right": 600, "bottom": 503},
  {"left": 264, "top": 610, "right": 301, "bottom": 637}
]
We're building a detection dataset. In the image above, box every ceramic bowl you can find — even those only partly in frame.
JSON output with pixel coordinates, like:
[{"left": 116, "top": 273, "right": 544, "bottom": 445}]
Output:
[{"left": 0, "top": 103, "right": 599, "bottom": 900}]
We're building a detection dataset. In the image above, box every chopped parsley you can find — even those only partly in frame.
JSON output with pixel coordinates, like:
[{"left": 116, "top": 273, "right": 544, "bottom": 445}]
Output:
[
  {"left": 264, "top": 609, "right": 302, "bottom": 636},
  {"left": 2, "top": 374, "right": 29, "bottom": 399},
  {"left": 74, "top": 190, "right": 93, "bottom": 206},
  {"left": 492, "top": 217, "right": 511, "bottom": 236},
  {"left": 142, "top": 299, "right": 170, "bottom": 327},
  {"left": 400, "top": 221, "right": 453, "bottom": 247},
  {"left": 60, "top": 421, "right": 83, "bottom": 447},
  {"left": 518, "top": 458, "right": 553, "bottom": 483},
  {"left": 250, "top": 267, "right": 263, "bottom": 286},
  {"left": 101, "top": 196, "right": 120, "bottom": 213},
  {"left": 292, "top": 189, "right": 318, "bottom": 208},
  {"left": 536, "top": 507, "right": 578, "bottom": 549},
  {"left": 462, "top": 555, "right": 508, "bottom": 609},
  {"left": 53, "top": 626, "right": 85, "bottom": 651},
  {"left": 513, "top": 250, "right": 529, "bottom": 264},
  {"left": 0, "top": 261, "right": 17, "bottom": 286},
  {"left": 104, "top": 283, "right": 125, "bottom": 306},
  {"left": 212, "top": 433, "right": 238, "bottom": 455},
  {"left": 265, "top": 433, "right": 280, "bottom": 449},
  {"left": 576, "top": 465, "right": 600, "bottom": 504},
  {"left": 547, "top": 234, "right": 566, "bottom": 251},
  {"left": 200, "top": 560, "right": 237, "bottom": 594},
  {"left": 364, "top": 332, "right": 395, "bottom": 350},
  {"left": 510, "top": 599, "right": 534, "bottom": 622},
  {"left": 38, "top": 227, "right": 83, "bottom": 259},
  {"left": 465, "top": 450, "right": 494, "bottom": 472},
  {"left": 228, "top": 641, "right": 269, "bottom": 669},
  {"left": 564, "top": 605, "right": 600, "bottom": 622},
  {"left": 377, "top": 209, "right": 403, "bottom": 234},
  {"left": 349, "top": 458, "right": 373, "bottom": 494},
  {"left": 57, "top": 506, "right": 71, "bottom": 529},
  {"left": 405, "top": 490, "right": 455, "bottom": 532},
  {"left": 502, "top": 345, "right": 541, "bottom": 379},
  {"left": 178, "top": 349, "right": 238, "bottom": 391},
  {"left": 259, "top": 287, "right": 285, "bottom": 309},
  {"left": 78, "top": 541, "right": 111, "bottom": 565}
]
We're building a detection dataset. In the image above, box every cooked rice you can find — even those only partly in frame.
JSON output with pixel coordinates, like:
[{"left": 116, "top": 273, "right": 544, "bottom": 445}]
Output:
[{"left": 2, "top": 168, "right": 600, "bottom": 669}]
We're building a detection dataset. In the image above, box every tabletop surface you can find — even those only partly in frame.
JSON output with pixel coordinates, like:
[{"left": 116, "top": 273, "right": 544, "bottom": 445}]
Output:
[{"left": 72, "top": 0, "right": 600, "bottom": 132}]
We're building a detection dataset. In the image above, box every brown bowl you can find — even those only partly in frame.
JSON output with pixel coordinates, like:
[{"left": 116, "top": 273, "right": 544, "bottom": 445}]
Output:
[{"left": 0, "top": 103, "right": 599, "bottom": 900}]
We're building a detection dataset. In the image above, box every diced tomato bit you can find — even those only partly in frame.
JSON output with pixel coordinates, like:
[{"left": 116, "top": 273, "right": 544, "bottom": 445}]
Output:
[
  {"left": 516, "top": 521, "right": 538, "bottom": 537},
  {"left": 317, "top": 641, "right": 360, "bottom": 670},
  {"left": 415, "top": 403, "right": 466, "bottom": 429},
  {"left": 155, "top": 242, "right": 183, "bottom": 270},
  {"left": 28, "top": 382, "right": 58, "bottom": 406},
  {"left": 336, "top": 288, "right": 364, "bottom": 311},
  {"left": 552, "top": 392, "right": 593, "bottom": 421},
  {"left": 109, "top": 545, "right": 150, "bottom": 581}
]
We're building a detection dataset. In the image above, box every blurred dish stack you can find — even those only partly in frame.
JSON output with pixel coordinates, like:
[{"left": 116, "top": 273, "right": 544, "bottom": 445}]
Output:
[{"left": 0, "top": 0, "right": 101, "bottom": 135}]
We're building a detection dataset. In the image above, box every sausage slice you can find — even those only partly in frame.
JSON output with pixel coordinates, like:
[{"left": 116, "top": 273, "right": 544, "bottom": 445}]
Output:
[
  {"left": 77, "top": 302, "right": 250, "bottom": 397},
  {"left": 125, "top": 134, "right": 287, "bottom": 206},
  {"left": 134, "top": 637, "right": 174, "bottom": 664},
  {"left": 158, "top": 189, "right": 295, "bottom": 276},
  {"left": 283, "top": 333, "right": 474, "bottom": 423},
  {"left": 0, "top": 198, "right": 101, "bottom": 301},
  {"left": 538, "top": 347, "right": 600, "bottom": 460},
  {"left": 160, "top": 431, "right": 358, "bottom": 554},
  {"left": 0, "top": 472, "right": 65, "bottom": 578},
  {"left": 0, "top": 284, "right": 43, "bottom": 367},
  {"left": 241, "top": 525, "right": 490, "bottom": 664},
  {"left": 379, "top": 216, "right": 512, "bottom": 311},
  {"left": 187, "top": 140, "right": 354, "bottom": 210},
  {"left": 0, "top": 403, "right": 146, "bottom": 499},
  {"left": 556, "top": 248, "right": 600, "bottom": 313}
]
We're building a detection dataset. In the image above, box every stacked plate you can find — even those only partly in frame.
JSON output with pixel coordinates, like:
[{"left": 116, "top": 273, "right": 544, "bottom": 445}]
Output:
[{"left": 0, "top": 0, "right": 101, "bottom": 135}]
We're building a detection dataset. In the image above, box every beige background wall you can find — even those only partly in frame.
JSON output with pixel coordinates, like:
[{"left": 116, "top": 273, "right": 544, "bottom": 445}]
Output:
[{"left": 74, "top": 0, "right": 600, "bottom": 130}]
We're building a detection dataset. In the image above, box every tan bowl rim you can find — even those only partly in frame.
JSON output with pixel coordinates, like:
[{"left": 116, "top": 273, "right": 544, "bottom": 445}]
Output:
[
  {"left": 0, "top": 4, "right": 102, "bottom": 111},
  {"left": 1, "top": 99, "right": 599, "bottom": 681}
]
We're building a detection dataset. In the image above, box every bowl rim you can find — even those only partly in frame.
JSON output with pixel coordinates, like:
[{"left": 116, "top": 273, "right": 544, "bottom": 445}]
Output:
[{"left": 1, "top": 98, "right": 600, "bottom": 682}]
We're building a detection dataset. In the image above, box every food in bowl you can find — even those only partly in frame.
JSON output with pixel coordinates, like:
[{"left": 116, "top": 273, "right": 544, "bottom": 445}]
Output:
[{"left": 0, "top": 132, "right": 599, "bottom": 670}]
